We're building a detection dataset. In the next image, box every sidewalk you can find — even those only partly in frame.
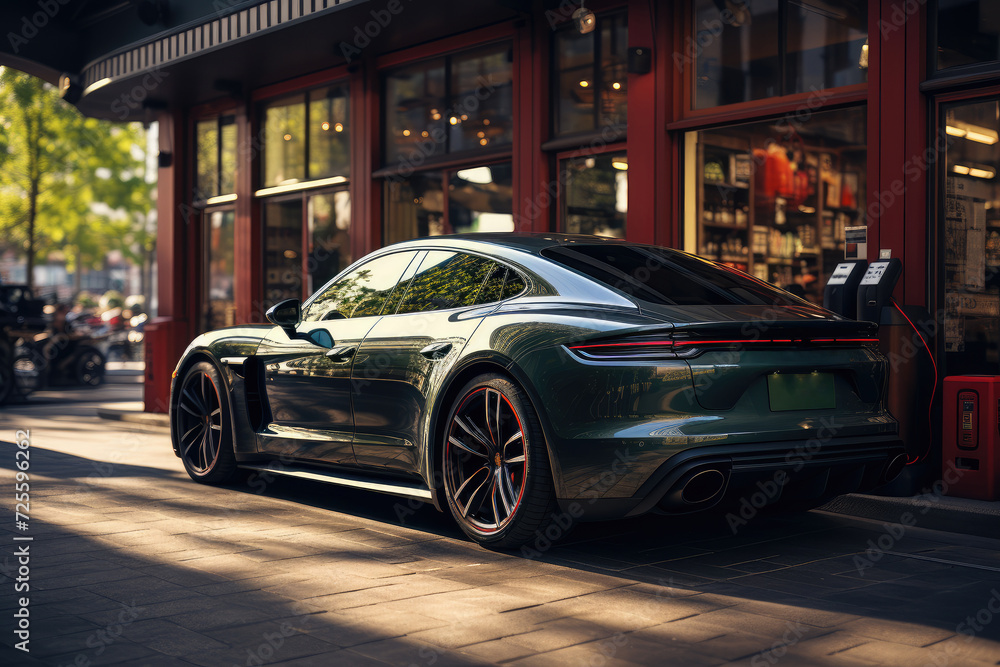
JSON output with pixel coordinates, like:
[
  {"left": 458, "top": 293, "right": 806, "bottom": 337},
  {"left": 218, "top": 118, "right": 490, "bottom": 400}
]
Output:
[{"left": 87, "top": 389, "right": 1000, "bottom": 540}]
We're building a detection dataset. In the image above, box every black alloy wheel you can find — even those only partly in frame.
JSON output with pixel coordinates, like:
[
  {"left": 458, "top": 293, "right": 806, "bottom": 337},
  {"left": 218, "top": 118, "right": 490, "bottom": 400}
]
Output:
[
  {"left": 443, "top": 374, "right": 556, "bottom": 548},
  {"left": 173, "top": 361, "right": 238, "bottom": 484}
]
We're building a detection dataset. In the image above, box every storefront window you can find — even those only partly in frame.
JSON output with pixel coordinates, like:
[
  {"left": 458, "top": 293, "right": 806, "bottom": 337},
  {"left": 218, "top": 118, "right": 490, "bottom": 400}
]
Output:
[
  {"left": 692, "top": 0, "right": 867, "bottom": 109},
  {"left": 941, "top": 99, "right": 1000, "bottom": 374},
  {"left": 936, "top": 0, "right": 1000, "bottom": 70},
  {"left": 560, "top": 152, "right": 627, "bottom": 238},
  {"left": 383, "top": 44, "right": 513, "bottom": 165},
  {"left": 309, "top": 86, "right": 350, "bottom": 180},
  {"left": 264, "top": 96, "right": 306, "bottom": 187},
  {"left": 205, "top": 209, "right": 235, "bottom": 330},
  {"left": 262, "top": 190, "right": 353, "bottom": 307},
  {"left": 383, "top": 163, "right": 513, "bottom": 245},
  {"left": 263, "top": 198, "right": 303, "bottom": 306},
  {"left": 307, "top": 190, "right": 351, "bottom": 295},
  {"left": 683, "top": 106, "right": 866, "bottom": 302},
  {"left": 195, "top": 115, "right": 236, "bottom": 201},
  {"left": 553, "top": 11, "right": 627, "bottom": 136}
]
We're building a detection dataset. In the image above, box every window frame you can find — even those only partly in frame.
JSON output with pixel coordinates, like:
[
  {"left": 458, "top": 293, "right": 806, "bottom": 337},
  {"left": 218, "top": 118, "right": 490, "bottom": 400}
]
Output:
[
  {"left": 555, "top": 141, "right": 628, "bottom": 236},
  {"left": 376, "top": 40, "right": 516, "bottom": 177},
  {"left": 202, "top": 204, "right": 237, "bottom": 332},
  {"left": 255, "top": 80, "right": 351, "bottom": 195},
  {"left": 674, "top": 0, "right": 869, "bottom": 124},
  {"left": 254, "top": 74, "right": 354, "bottom": 307},
  {"left": 261, "top": 185, "right": 352, "bottom": 304},
  {"left": 548, "top": 7, "right": 629, "bottom": 144},
  {"left": 924, "top": 0, "right": 1000, "bottom": 92},
  {"left": 931, "top": 85, "right": 1000, "bottom": 376}
]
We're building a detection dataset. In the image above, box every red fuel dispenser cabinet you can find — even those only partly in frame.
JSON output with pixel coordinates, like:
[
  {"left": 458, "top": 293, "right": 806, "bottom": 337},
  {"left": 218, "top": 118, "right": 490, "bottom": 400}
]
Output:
[{"left": 943, "top": 376, "right": 1000, "bottom": 500}]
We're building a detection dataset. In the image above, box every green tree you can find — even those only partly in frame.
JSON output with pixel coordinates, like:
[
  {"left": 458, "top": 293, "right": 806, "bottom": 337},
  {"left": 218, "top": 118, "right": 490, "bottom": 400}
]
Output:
[{"left": 0, "top": 67, "right": 153, "bottom": 290}]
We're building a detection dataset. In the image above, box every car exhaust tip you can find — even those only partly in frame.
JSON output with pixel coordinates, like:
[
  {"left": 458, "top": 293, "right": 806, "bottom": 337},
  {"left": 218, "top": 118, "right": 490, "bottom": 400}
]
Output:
[
  {"left": 882, "top": 453, "right": 908, "bottom": 484},
  {"left": 680, "top": 468, "right": 728, "bottom": 505}
]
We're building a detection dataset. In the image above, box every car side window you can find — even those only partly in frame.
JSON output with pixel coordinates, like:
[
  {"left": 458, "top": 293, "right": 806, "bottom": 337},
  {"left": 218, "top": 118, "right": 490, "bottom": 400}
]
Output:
[
  {"left": 501, "top": 271, "right": 526, "bottom": 300},
  {"left": 476, "top": 265, "right": 507, "bottom": 305},
  {"left": 396, "top": 251, "right": 497, "bottom": 314},
  {"left": 302, "top": 252, "right": 417, "bottom": 321}
]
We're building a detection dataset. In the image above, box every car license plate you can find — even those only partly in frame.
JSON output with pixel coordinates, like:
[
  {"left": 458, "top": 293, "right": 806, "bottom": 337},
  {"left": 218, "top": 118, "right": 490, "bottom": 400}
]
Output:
[{"left": 767, "top": 373, "right": 835, "bottom": 411}]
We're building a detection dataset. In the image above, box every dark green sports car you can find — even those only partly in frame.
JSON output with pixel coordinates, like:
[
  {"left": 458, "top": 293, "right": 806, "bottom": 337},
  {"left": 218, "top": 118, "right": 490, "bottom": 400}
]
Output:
[{"left": 170, "top": 234, "right": 905, "bottom": 548}]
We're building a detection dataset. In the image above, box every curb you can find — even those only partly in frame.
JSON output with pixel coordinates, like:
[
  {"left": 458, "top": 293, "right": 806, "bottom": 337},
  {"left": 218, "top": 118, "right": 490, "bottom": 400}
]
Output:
[
  {"left": 820, "top": 493, "right": 1000, "bottom": 541},
  {"left": 96, "top": 408, "right": 169, "bottom": 428}
]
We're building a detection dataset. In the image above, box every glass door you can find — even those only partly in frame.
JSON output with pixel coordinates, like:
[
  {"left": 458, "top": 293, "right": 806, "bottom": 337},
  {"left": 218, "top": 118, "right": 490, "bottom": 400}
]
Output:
[{"left": 940, "top": 98, "right": 1000, "bottom": 375}]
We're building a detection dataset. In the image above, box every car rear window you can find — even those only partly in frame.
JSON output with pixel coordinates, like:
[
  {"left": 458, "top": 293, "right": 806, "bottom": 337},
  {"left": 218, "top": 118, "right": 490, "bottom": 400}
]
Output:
[{"left": 541, "top": 244, "right": 809, "bottom": 307}]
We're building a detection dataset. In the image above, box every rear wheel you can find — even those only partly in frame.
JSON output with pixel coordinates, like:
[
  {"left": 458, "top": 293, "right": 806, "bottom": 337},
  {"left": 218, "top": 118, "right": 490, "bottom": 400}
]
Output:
[
  {"left": 173, "top": 361, "right": 238, "bottom": 484},
  {"left": 76, "top": 348, "right": 105, "bottom": 386},
  {"left": 442, "top": 374, "right": 556, "bottom": 549}
]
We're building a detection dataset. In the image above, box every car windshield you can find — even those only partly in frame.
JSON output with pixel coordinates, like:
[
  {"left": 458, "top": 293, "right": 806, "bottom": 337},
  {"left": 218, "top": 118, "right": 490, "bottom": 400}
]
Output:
[{"left": 541, "top": 244, "right": 812, "bottom": 307}]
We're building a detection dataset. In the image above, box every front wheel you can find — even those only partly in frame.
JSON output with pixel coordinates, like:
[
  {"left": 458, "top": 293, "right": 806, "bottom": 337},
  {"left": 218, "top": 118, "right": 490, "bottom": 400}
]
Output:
[
  {"left": 172, "top": 361, "right": 239, "bottom": 484},
  {"left": 442, "top": 374, "right": 556, "bottom": 549}
]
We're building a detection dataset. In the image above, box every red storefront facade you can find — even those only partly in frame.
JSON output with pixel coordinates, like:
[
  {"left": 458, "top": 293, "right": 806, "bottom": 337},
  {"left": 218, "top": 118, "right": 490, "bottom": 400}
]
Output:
[{"left": 7, "top": 0, "right": 1000, "bottom": 488}]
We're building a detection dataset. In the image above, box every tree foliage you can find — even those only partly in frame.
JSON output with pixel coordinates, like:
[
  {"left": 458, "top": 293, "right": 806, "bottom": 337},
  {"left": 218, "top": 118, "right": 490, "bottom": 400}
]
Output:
[{"left": 0, "top": 67, "right": 153, "bottom": 288}]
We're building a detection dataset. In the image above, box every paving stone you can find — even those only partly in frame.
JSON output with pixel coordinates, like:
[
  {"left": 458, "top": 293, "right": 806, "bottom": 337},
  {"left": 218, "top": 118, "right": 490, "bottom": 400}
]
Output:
[
  {"left": 458, "top": 636, "right": 539, "bottom": 663},
  {"left": 44, "top": 640, "right": 162, "bottom": 666},
  {"left": 836, "top": 617, "right": 956, "bottom": 648}
]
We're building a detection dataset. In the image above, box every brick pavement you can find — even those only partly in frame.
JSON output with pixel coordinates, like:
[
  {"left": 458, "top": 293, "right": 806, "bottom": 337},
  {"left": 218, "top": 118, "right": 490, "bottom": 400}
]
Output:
[{"left": 1, "top": 389, "right": 999, "bottom": 666}]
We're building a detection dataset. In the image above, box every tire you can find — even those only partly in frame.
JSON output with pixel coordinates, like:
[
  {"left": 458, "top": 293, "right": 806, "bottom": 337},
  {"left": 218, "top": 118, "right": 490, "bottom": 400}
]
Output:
[
  {"left": 172, "top": 361, "right": 239, "bottom": 484},
  {"left": 12, "top": 353, "right": 40, "bottom": 397},
  {"left": 76, "top": 348, "right": 105, "bottom": 386},
  {"left": 442, "top": 373, "right": 556, "bottom": 549},
  {"left": 0, "top": 338, "right": 12, "bottom": 404}
]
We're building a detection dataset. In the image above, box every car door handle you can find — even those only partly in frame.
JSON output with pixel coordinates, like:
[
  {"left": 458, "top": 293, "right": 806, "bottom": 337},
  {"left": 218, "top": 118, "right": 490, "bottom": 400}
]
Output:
[
  {"left": 325, "top": 345, "right": 357, "bottom": 362},
  {"left": 419, "top": 342, "right": 452, "bottom": 360}
]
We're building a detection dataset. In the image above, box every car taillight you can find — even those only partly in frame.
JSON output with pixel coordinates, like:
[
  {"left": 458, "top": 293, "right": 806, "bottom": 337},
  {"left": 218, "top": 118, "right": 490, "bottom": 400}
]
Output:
[{"left": 567, "top": 335, "right": 880, "bottom": 360}]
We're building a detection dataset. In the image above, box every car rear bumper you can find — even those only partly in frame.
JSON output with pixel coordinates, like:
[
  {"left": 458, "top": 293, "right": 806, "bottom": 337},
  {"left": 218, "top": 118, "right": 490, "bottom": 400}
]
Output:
[{"left": 557, "top": 435, "right": 907, "bottom": 521}]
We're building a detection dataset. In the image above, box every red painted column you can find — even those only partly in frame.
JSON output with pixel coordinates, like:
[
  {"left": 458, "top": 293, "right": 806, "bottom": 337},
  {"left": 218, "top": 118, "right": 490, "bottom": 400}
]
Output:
[
  {"left": 513, "top": 15, "right": 553, "bottom": 233},
  {"left": 626, "top": 0, "right": 657, "bottom": 246},
  {"left": 144, "top": 110, "right": 192, "bottom": 414},
  {"left": 234, "top": 104, "right": 262, "bottom": 322},
  {"left": 869, "top": 0, "right": 926, "bottom": 307}
]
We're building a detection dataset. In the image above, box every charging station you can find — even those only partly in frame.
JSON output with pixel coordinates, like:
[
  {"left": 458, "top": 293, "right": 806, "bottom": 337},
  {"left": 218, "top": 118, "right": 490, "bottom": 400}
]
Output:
[{"left": 823, "top": 254, "right": 936, "bottom": 486}]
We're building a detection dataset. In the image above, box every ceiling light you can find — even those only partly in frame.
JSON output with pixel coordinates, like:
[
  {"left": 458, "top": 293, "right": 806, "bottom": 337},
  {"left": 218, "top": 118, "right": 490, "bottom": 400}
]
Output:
[
  {"left": 402, "top": 129, "right": 410, "bottom": 136},
  {"left": 611, "top": 157, "right": 628, "bottom": 171},
  {"left": 321, "top": 121, "right": 330, "bottom": 131},
  {"left": 966, "top": 129, "right": 998, "bottom": 145},
  {"left": 968, "top": 167, "right": 996, "bottom": 179},
  {"left": 611, "top": 82, "right": 621, "bottom": 90},
  {"left": 334, "top": 123, "right": 344, "bottom": 132},
  {"left": 456, "top": 166, "right": 493, "bottom": 184},
  {"left": 947, "top": 122, "right": 998, "bottom": 144},
  {"left": 579, "top": 80, "right": 590, "bottom": 88},
  {"left": 952, "top": 164, "right": 970, "bottom": 175},
  {"left": 573, "top": 2, "right": 596, "bottom": 34},
  {"left": 283, "top": 134, "right": 292, "bottom": 141}
]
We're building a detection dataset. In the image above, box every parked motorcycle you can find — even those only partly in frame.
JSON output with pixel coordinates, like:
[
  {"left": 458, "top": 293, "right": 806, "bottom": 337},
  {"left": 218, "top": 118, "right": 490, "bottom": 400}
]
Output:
[{"left": 12, "top": 305, "right": 106, "bottom": 396}]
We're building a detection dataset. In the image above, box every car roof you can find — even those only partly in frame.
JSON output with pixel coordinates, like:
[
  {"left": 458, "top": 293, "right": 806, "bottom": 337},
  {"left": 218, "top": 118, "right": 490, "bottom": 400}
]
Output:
[{"left": 384, "top": 232, "right": 637, "bottom": 254}]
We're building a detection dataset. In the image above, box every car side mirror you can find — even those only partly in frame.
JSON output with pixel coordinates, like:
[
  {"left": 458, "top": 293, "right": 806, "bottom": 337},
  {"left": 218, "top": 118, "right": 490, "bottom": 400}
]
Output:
[{"left": 266, "top": 299, "right": 301, "bottom": 338}]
